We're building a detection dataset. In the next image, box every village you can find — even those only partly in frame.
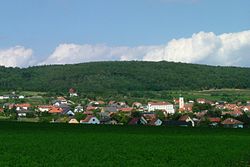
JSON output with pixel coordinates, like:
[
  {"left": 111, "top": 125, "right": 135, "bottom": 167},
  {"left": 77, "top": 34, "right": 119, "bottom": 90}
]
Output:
[{"left": 0, "top": 88, "right": 250, "bottom": 128}]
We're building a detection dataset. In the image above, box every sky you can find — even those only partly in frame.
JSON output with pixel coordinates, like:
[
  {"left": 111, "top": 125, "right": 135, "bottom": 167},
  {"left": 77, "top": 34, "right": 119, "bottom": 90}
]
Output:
[{"left": 0, "top": 0, "right": 250, "bottom": 67}]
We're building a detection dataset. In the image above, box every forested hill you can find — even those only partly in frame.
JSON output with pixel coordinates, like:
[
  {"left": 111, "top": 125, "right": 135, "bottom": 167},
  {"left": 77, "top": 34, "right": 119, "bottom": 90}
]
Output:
[{"left": 0, "top": 61, "right": 250, "bottom": 93}]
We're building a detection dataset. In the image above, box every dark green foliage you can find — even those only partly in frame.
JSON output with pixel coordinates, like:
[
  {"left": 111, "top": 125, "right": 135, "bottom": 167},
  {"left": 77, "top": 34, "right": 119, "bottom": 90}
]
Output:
[
  {"left": 131, "top": 111, "right": 141, "bottom": 118},
  {"left": 0, "top": 61, "right": 250, "bottom": 94},
  {"left": 74, "top": 112, "right": 87, "bottom": 121},
  {"left": 192, "top": 102, "right": 213, "bottom": 112},
  {"left": 0, "top": 122, "right": 250, "bottom": 166}
]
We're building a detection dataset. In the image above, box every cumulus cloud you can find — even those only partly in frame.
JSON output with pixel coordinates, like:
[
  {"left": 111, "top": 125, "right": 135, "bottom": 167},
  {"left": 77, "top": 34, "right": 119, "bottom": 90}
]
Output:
[
  {"left": 41, "top": 30, "right": 250, "bottom": 67},
  {"left": 0, "top": 46, "right": 34, "bottom": 67},
  {"left": 143, "top": 30, "right": 250, "bottom": 66},
  {"left": 40, "top": 44, "right": 157, "bottom": 65},
  {"left": 2, "top": 30, "right": 250, "bottom": 67}
]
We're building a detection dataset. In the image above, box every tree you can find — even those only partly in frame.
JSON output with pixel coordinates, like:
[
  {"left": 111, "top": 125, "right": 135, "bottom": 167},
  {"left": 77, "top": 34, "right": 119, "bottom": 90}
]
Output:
[
  {"left": 131, "top": 111, "right": 141, "bottom": 118},
  {"left": 74, "top": 113, "right": 87, "bottom": 121},
  {"left": 155, "top": 110, "right": 165, "bottom": 120}
]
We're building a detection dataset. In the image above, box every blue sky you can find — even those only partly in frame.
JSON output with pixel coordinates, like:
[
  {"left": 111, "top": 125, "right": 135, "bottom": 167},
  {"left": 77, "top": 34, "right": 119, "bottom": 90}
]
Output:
[{"left": 0, "top": 0, "right": 250, "bottom": 67}]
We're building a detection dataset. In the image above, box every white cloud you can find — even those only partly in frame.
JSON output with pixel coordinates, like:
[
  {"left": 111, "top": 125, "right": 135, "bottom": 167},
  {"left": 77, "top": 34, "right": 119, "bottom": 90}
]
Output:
[
  {"left": 0, "top": 46, "right": 34, "bottom": 67},
  {"left": 41, "top": 30, "right": 250, "bottom": 67},
  {"left": 2, "top": 30, "right": 250, "bottom": 67},
  {"left": 40, "top": 44, "right": 157, "bottom": 65},
  {"left": 143, "top": 30, "right": 250, "bottom": 66}
]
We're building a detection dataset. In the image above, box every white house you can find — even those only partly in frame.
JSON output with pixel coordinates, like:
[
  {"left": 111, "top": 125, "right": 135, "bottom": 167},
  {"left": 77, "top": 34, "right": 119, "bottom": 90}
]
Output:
[
  {"left": 74, "top": 105, "right": 84, "bottom": 112},
  {"left": 15, "top": 103, "right": 31, "bottom": 111},
  {"left": 197, "top": 98, "right": 206, "bottom": 104},
  {"left": 18, "top": 95, "right": 25, "bottom": 99},
  {"left": 80, "top": 115, "right": 100, "bottom": 124},
  {"left": 69, "top": 88, "right": 78, "bottom": 97},
  {"left": 148, "top": 102, "right": 175, "bottom": 114},
  {"left": 38, "top": 105, "right": 54, "bottom": 112}
]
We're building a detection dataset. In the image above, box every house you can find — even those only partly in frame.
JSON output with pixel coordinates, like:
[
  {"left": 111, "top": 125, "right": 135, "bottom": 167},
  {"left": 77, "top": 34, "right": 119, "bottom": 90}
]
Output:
[
  {"left": 208, "top": 117, "right": 221, "bottom": 126},
  {"left": 15, "top": 103, "right": 31, "bottom": 111},
  {"left": 18, "top": 95, "right": 25, "bottom": 99},
  {"left": 197, "top": 98, "right": 206, "bottom": 104},
  {"left": 2, "top": 95, "right": 10, "bottom": 100},
  {"left": 178, "top": 115, "right": 195, "bottom": 127},
  {"left": 80, "top": 115, "right": 100, "bottom": 124},
  {"left": 221, "top": 118, "right": 244, "bottom": 128},
  {"left": 243, "top": 106, "right": 250, "bottom": 112},
  {"left": 140, "top": 116, "right": 148, "bottom": 125},
  {"left": 101, "top": 106, "right": 118, "bottom": 113},
  {"left": 148, "top": 102, "right": 175, "bottom": 114},
  {"left": 48, "top": 107, "right": 63, "bottom": 114},
  {"left": 229, "top": 109, "right": 243, "bottom": 117},
  {"left": 74, "top": 105, "right": 84, "bottom": 112},
  {"left": 16, "top": 109, "right": 28, "bottom": 117},
  {"left": 68, "top": 118, "right": 79, "bottom": 124},
  {"left": 179, "top": 103, "right": 193, "bottom": 112},
  {"left": 149, "top": 118, "right": 162, "bottom": 126},
  {"left": 83, "top": 111, "right": 93, "bottom": 115},
  {"left": 132, "top": 102, "right": 142, "bottom": 109},
  {"left": 224, "top": 104, "right": 239, "bottom": 111},
  {"left": 89, "top": 100, "right": 105, "bottom": 106},
  {"left": 86, "top": 106, "right": 98, "bottom": 111},
  {"left": 119, "top": 107, "right": 133, "bottom": 113},
  {"left": 38, "top": 105, "right": 54, "bottom": 112},
  {"left": 56, "top": 97, "right": 67, "bottom": 104},
  {"left": 222, "top": 109, "right": 243, "bottom": 117},
  {"left": 195, "top": 110, "right": 208, "bottom": 118},
  {"left": 63, "top": 110, "right": 75, "bottom": 116},
  {"left": 69, "top": 88, "right": 78, "bottom": 97}
]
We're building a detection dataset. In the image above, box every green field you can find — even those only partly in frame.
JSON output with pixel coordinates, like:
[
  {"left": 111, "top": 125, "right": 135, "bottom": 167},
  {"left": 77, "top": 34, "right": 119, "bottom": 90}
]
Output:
[{"left": 0, "top": 122, "right": 250, "bottom": 166}]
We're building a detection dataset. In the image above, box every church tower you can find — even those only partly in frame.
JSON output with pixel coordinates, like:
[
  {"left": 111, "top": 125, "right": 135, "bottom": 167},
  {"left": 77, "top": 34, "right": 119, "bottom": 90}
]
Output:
[{"left": 179, "top": 96, "right": 184, "bottom": 109}]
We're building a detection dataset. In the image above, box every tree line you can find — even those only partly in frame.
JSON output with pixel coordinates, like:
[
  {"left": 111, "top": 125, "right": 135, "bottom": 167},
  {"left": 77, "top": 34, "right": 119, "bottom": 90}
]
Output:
[{"left": 0, "top": 61, "right": 250, "bottom": 94}]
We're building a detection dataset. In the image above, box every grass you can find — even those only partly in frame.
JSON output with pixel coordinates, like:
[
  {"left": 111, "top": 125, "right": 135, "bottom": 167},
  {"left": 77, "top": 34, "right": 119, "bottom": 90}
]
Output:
[{"left": 0, "top": 122, "right": 250, "bottom": 167}]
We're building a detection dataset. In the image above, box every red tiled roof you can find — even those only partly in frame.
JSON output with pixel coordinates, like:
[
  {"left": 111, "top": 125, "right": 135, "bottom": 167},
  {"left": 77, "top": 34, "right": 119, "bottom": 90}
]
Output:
[
  {"left": 86, "top": 106, "right": 98, "bottom": 111},
  {"left": 221, "top": 118, "right": 243, "bottom": 125},
  {"left": 119, "top": 107, "right": 133, "bottom": 112},
  {"left": 38, "top": 105, "right": 54, "bottom": 109},
  {"left": 83, "top": 111, "right": 93, "bottom": 115},
  {"left": 243, "top": 106, "right": 250, "bottom": 111},
  {"left": 178, "top": 115, "right": 189, "bottom": 121},
  {"left": 16, "top": 103, "right": 31, "bottom": 108},
  {"left": 230, "top": 109, "right": 243, "bottom": 115},
  {"left": 49, "top": 107, "right": 63, "bottom": 113},
  {"left": 208, "top": 117, "right": 221, "bottom": 123}
]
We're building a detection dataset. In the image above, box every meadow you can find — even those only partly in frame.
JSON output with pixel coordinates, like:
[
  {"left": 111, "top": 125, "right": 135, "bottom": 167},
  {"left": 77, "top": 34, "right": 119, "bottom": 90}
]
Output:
[{"left": 0, "top": 122, "right": 250, "bottom": 167}]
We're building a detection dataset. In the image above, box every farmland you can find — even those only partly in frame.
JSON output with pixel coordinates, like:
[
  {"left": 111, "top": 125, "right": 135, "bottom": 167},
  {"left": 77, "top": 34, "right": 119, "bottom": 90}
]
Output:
[{"left": 0, "top": 122, "right": 249, "bottom": 166}]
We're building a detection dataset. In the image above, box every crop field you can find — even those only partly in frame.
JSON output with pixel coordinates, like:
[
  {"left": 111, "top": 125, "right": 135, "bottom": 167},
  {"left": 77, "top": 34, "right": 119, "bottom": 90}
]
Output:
[{"left": 0, "top": 122, "right": 250, "bottom": 167}]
